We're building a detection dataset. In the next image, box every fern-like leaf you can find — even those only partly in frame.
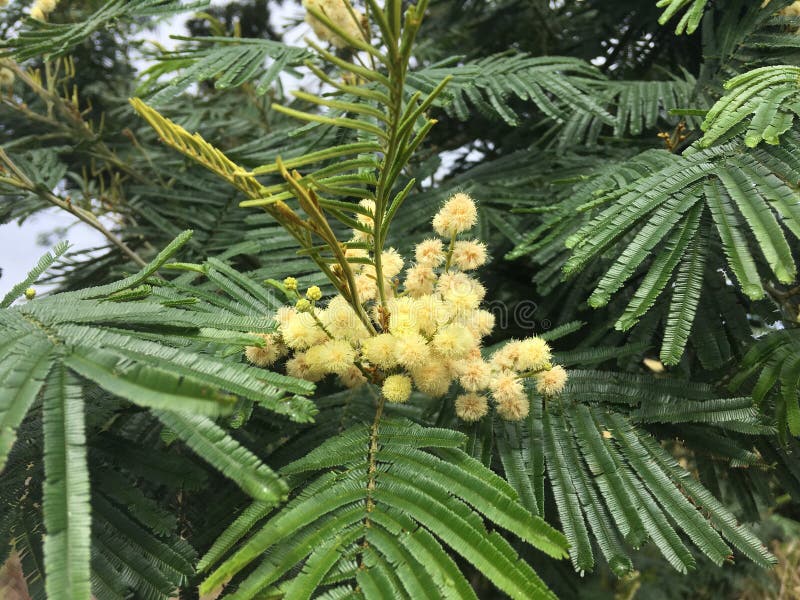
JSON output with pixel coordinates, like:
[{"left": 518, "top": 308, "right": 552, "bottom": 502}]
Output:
[
  {"left": 200, "top": 418, "right": 568, "bottom": 600},
  {"left": 42, "top": 365, "right": 92, "bottom": 600},
  {"left": 700, "top": 65, "right": 800, "bottom": 148},
  {"left": 2, "top": 0, "right": 210, "bottom": 60}
]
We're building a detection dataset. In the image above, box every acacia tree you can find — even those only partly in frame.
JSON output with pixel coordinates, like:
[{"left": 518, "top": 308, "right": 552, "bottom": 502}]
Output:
[{"left": 1, "top": 0, "right": 799, "bottom": 598}]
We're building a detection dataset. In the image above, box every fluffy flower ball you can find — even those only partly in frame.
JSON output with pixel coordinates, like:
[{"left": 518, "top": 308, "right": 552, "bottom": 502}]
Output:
[
  {"left": 30, "top": 0, "right": 58, "bottom": 18},
  {"left": 386, "top": 296, "right": 418, "bottom": 334},
  {"left": 452, "top": 240, "right": 488, "bottom": 271},
  {"left": 394, "top": 332, "right": 430, "bottom": 368},
  {"left": 303, "top": 0, "right": 366, "bottom": 49},
  {"left": 516, "top": 337, "right": 552, "bottom": 371},
  {"left": 432, "top": 323, "right": 475, "bottom": 359},
  {"left": 410, "top": 361, "right": 452, "bottom": 397},
  {"left": 455, "top": 393, "right": 489, "bottom": 422},
  {"left": 383, "top": 374, "right": 412, "bottom": 403},
  {"left": 352, "top": 198, "right": 376, "bottom": 241},
  {"left": 457, "top": 359, "right": 492, "bottom": 392},
  {"left": 380, "top": 248, "right": 404, "bottom": 279},
  {"left": 309, "top": 339, "right": 356, "bottom": 375},
  {"left": 323, "top": 295, "right": 368, "bottom": 342},
  {"left": 286, "top": 352, "right": 325, "bottom": 382},
  {"left": 496, "top": 394, "right": 530, "bottom": 421},
  {"left": 461, "top": 309, "right": 495, "bottom": 339},
  {"left": 404, "top": 264, "right": 437, "bottom": 297},
  {"left": 244, "top": 333, "right": 287, "bottom": 368},
  {"left": 432, "top": 193, "right": 478, "bottom": 237},
  {"left": 414, "top": 295, "right": 449, "bottom": 335},
  {"left": 362, "top": 333, "right": 398, "bottom": 369},
  {"left": 536, "top": 365, "right": 568, "bottom": 396},
  {"left": 490, "top": 370, "right": 525, "bottom": 405},
  {"left": 415, "top": 238, "right": 445, "bottom": 267},
  {"left": 282, "top": 311, "right": 327, "bottom": 350},
  {"left": 0, "top": 67, "right": 14, "bottom": 88}
]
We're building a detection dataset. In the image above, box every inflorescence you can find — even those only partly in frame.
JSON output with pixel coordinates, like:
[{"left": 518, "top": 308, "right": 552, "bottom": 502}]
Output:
[
  {"left": 302, "top": 0, "right": 367, "bottom": 49},
  {"left": 245, "top": 193, "right": 568, "bottom": 422},
  {"left": 29, "top": 0, "right": 59, "bottom": 20}
]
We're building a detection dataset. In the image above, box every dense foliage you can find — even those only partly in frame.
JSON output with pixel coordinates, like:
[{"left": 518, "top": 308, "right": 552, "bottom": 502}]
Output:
[{"left": 2, "top": 0, "right": 800, "bottom": 598}]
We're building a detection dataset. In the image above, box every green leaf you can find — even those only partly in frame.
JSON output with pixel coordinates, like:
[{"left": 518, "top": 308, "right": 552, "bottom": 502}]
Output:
[
  {"left": 3, "top": 0, "right": 210, "bottom": 61},
  {"left": 660, "top": 229, "right": 708, "bottom": 365},
  {"left": 152, "top": 410, "right": 288, "bottom": 503},
  {"left": 701, "top": 66, "right": 800, "bottom": 148},
  {"left": 42, "top": 365, "right": 91, "bottom": 600},
  {"left": 1, "top": 241, "right": 69, "bottom": 308}
]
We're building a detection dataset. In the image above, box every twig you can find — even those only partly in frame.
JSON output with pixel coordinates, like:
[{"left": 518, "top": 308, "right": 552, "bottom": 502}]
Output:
[{"left": 0, "top": 148, "right": 147, "bottom": 267}]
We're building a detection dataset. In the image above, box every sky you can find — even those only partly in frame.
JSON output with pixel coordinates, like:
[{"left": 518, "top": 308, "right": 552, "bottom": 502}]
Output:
[{"left": 0, "top": 1, "right": 306, "bottom": 297}]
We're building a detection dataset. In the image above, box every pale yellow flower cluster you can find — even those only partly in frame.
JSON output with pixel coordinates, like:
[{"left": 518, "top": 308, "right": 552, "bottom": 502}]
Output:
[
  {"left": 244, "top": 193, "right": 568, "bottom": 422},
  {"left": 302, "top": 0, "right": 366, "bottom": 49},
  {"left": 30, "top": 0, "right": 58, "bottom": 20},
  {"left": 783, "top": 1, "right": 800, "bottom": 17},
  {"left": 0, "top": 67, "right": 13, "bottom": 88},
  {"left": 763, "top": 0, "right": 800, "bottom": 18}
]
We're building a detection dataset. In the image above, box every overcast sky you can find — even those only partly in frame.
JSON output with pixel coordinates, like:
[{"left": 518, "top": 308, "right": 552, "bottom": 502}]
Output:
[{"left": 0, "top": 1, "right": 306, "bottom": 297}]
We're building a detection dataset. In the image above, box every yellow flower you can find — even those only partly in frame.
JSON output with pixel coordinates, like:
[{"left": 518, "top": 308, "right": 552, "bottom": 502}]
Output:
[
  {"left": 380, "top": 248, "right": 405, "bottom": 279},
  {"left": 275, "top": 306, "right": 296, "bottom": 329},
  {"left": 361, "top": 248, "right": 404, "bottom": 286},
  {"left": 490, "top": 340, "right": 522, "bottom": 371},
  {"left": 283, "top": 276, "right": 298, "bottom": 291},
  {"left": 415, "top": 294, "right": 449, "bottom": 336},
  {"left": 317, "top": 339, "right": 357, "bottom": 375},
  {"left": 322, "top": 295, "right": 369, "bottom": 342},
  {"left": 306, "top": 285, "right": 322, "bottom": 301},
  {"left": 286, "top": 352, "right": 325, "bottom": 382},
  {"left": 244, "top": 333, "right": 287, "bottom": 368},
  {"left": 460, "top": 309, "right": 496, "bottom": 339},
  {"left": 386, "top": 296, "right": 419, "bottom": 334},
  {"left": 354, "top": 273, "right": 377, "bottom": 302},
  {"left": 295, "top": 298, "right": 312, "bottom": 312},
  {"left": 457, "top": 359, "right": 492, "bottom": 392},
  {"left": 452, "top": 240, "right": 488, "bottom": 271},
  {"left": 37, "top": 0, "right": 59, "bottom": 11},
  {"left": 404, "top": 264, "right": 437, "bottom": 297},
  {"left": 362, "top": 333, "right": 398, "bottom": 369},
  {"left": 303, "top": 0, "right": 366, "bottom": 49},
  {"left": 383, "top": 374, "right": 412, "bottom": 403},
  {"left": 394, "top": 332, "right": 430, "bottom": 369},
  {"left": 496, "top": 394, "right": 530, "bottom": 421},
  {"left": 515, "top": 337, "right": 552, "bottom": 372},
  {"left": 415, "top": 238, "right": 445, "bottom": 267},
  {"left": 455, "top": 393, "right": 488, "bottom": 422},
  {"left": 24, "top": 287, "right": 36, "bottom": 300},
  {"left": 432, "top": 323, "right": 475, "bottom": 359},
  {"left": 282, "top": 311, "right": 327, "bottom": 350},
  {"left": 490, "top": 370, "right": 525, "bottom": 404},
  {"left": 437, "top": 272, "right": 485, "bottom": 302},
  {"left": 432, "top": 192, "right": 478, "bottom": 237},
  {"left": 358, "top": 199, "right": 376, "bottom": 217},
  {"left": 441, "top": 284, "right": 480, "bottom": 314},
  {"left": 0, "top": 68, "right": 14, "bottom": 88},
  {"left": 535, "top": 365, "right": 568, "bottom": 396},
  {"left": 410, "top": 361, "right": 452, "bottom": 397}
]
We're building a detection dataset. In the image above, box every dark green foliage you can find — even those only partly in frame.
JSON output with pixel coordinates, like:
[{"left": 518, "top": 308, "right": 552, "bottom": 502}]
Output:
[{"left": 2, "top": 0, "right": 800, "bottom": 598}]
